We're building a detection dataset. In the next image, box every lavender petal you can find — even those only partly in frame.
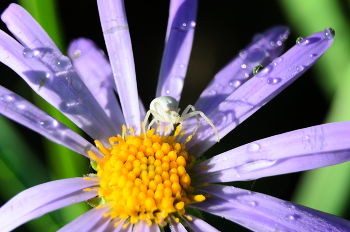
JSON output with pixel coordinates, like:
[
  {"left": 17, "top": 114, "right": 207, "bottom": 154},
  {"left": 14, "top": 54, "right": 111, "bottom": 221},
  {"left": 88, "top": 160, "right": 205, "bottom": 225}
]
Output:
[
  {"left": 191, "top": 121, "right": 350, "bottom": 183},
  {"left": 169, "top": 216, "right": 187, "bottom": 232},
  {"left": 57, "top": 207, "right": 111, "bottom": 232},
  {"left": 104, "top": 219, "right": 125, "bottom": 231},
  {"left": 193, "top": 184, "right": 350, "bottom": 232},
  {"left": 0, "top": 178, "right": 99, "bottom": 232},
  {"left": 68, "top": 38, "right": 125, "bottom": 131},
  {"left": 156, "top": 0, "right": 197, "bottom": 102},
  {"left": 195, "top": 26, "right": 290, "bottom": 115},
  {"left": 182, "top": 30, "right": 334, "bottom": 156},
  {"left": 97, "top": 0, "right": 141, "bottom": 133},
  {"left": 0, "top": 85, "right": 103, "bottom": 159},
  {"left": 135, "top": 220, "right": 160, "bottom": 232},
  {"left": 182, "top": 214, "right": 219, "bottom": 232},
  {"left": 1, "top": 5, "right": 119, "bottom": 146}
]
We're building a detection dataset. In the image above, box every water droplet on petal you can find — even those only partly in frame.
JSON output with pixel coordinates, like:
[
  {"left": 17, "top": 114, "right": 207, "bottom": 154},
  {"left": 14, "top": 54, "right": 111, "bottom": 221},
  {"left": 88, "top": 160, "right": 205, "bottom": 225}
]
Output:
[
  {"left": 222, "top": 156, "right": 227, "bottom": 161},
  {"left": 285, "top": 215, "right": 297, "bottom": 221},
  {"left": 247, "top": 143, "right": 260, "bottom": 152},
  {"left": 324, "top": 27, "right": 335, "bottom": 40},
  {"left": 56, "top": 55, "right": 72, "bottom": 70},
  {"left": 74, "top": 49, "right": 81, "bottom": 58},
  {"left": 296, "top": 37, "right": 309, "bottom": 46},
  {"left": 253, "top": 65, "right": 264, "bottom": 76},
  {"left": 23, "top": 48, "right": 33, "bottom": 58},
  {"left": 270, "top": 41, "right": 275, "bottom": 46},
  {"left": 40, "top": 115, "right": 59, "bottom": 131},
  {"left": 241, "top": 64, "right": 246, "bottom": 69},
  {"left": 302, "top": 135, "right": 310, "bottom": 141},
  {"left": 296, "top": 65, "right": 304, "bottom": 72},
  {"left": 273, "top": 57, "right": 283, "bottom": 66},
  {"left": 163, "top": 77, "right": 184, "bottom": 98},
  {"left": 246, "top": 48, "right": 266, "bottom": 63},
  {"left": 0, "top": 94, "right": 14, "bottom": 103},
  {"left": 267, "top": 77, "right": 281, "bottom": 85},
  {"left": 71, "top": 75, "right": 83, "bottom": 91},
  {"left": 277, "top": 40, "right": 282, "bottom": 46},
  {"left": 249, "top": 201, "right": 257, "bottom": 207}
]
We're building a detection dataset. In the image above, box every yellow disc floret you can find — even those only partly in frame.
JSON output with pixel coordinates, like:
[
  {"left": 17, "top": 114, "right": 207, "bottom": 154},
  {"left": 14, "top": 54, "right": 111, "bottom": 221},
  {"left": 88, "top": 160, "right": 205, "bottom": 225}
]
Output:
[{"left": 89, "top": 126, "right": 204, "bottom": 226}]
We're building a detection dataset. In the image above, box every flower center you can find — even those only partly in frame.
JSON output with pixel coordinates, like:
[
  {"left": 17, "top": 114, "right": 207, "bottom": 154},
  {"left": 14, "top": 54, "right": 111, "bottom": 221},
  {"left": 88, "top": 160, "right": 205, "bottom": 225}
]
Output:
[{"left": 86, "top": 125, "right": 205, "bottom": 227}]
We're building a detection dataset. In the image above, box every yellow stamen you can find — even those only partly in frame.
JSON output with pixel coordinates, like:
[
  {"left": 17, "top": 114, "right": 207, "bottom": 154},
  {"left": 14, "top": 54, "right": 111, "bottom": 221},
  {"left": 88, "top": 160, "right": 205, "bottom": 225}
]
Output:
[
  {"left": 202, "top": 182, "right": 209, "bottom": 186},
  {"left": 186, "top": 216, "right": 193, "bottom": 221},
  {"left": 130, "top": 127, "right": 135, "bottom": 136},
  {"left": 201, "top": 165, "right": 209, "bottom": 170},
  {"left": 92, "top": 124, "right": 204, "bottom": 227},
  {"left": 179, "top": 130, "right": 185, "bottom": 138}
]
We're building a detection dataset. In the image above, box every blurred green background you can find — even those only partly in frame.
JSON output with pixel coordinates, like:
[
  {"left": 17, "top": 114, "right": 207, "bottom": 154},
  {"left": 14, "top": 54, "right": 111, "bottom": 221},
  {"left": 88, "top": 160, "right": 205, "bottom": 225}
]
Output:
[{"left": 0, "top": 0, "right": 349, "bottom": 231}]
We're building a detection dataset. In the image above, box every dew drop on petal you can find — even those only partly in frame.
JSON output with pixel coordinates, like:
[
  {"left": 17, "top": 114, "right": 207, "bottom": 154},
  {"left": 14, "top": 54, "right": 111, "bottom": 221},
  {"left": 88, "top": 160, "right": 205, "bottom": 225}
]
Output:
[
  {"left": 302, "top": 135, "right": 310, "bottom": 141},
  {"left": 247, "top": 143, "right": 260, "bottom": 152},
  {"left": 324, "top": 27, "right": 335, "bottom": 40},
  {"left": 163, "top": 77, "right": 184, "bottom": 98},
  {"left": 23, "top": 48, "right": 33, "bottom": 58},
  {"left": 222, "top": 156, "right": 227, "bottom": 161},
  {"left": 56, "top": 55, "right": 72, "bottom": 70},
  {"left": 285, "top": 215, "right": 297, "bottom": 221},
  {"left": 241, "top": 64, "right": 246, "bottom": 69},
  {"left": 249, "top": 201, "right": 257, "bottom": 207},
  {"left": 74, "top": 49, "right": 81, "bottom": 58},
  {"left": 267, "top": 77, "right": 281, "bottom": 85},
  {"left": 40, "top": 115, "right": 59, "bottom": 131},
  {"left": 273, "top": 57, "right": 283, "bottom": 66},
  {"left": 296, "top": 65, "right": 304, "bottom": 72},
  {"left": 277, "top": 40, "right": 282, "bottom": 46},
  {"left": 296, "top": 37, "right": 309, "bottom": 46},
  {"left": 0, "top": 94, "right": 14, "bottom": 104}
]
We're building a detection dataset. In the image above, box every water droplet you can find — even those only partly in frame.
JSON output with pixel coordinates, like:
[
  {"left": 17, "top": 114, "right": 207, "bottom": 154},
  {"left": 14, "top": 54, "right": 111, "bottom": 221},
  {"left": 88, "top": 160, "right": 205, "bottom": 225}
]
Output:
[
  {"left": 235, "top": 174, "right": 241, "bottom": 178},
  {"left": 209, "top": 90, "right": 216, "bottom": 96},
  {"left": 247, "top": 143, "right": 260, "bottom": 152},
  {"left": 230, "top": 80, "right": 242, "bottom": 88},
  {"left": 249, "top": 201, "right": 257, "bottom": 207},
  {"left": 0, "top": 94, "right": 14, "bottom": 103},
  {"left": 267, "top": 77, "right": 281, "bottom": 85},
  {"left": 302, "top": 135, "right": 310, "bottom": 141},
  {"left": 273, "top": 57, "right": 283, "bottom": 66},
  {"left": 253, "top": 65, "right": 264, "bottom": 76},
  {"left": 40, "top": 115, "right": 59, "bottom": 131},
  {"left": 296, "top": 65, "right": 304, "bottom": 72},
  {"left": 180, "top": 21, "right": 196, "bottom": 31},
  {"left": 285, "top": 215, "right": 297, "bottom": 221},
  {"left": 71, "top": 75, "right": 83, "bottom": 91},
  {"left": 222, "top": 157, "right": 227, "bottom": 161},
  {"left": 270, "top": 41, "right": 275, "bottom": 46},
  {"left": 56, "top": 55, "right": 72, "bottom": 70},
  {"left": 296, "top": 37, "right": 309, "bottom": 46},
  {"left": 241, "top": 64, "right": 246, "bottom": 69},
  {"left": 246, "top": 48, "right": 266, "bottom": 63},
  {"left": 74, "top": 49, "right": 81, "bottom": 58},
  {"left": 162, "top": 77, "right": 184, "bottom": 98},
  {"left": 277, "top": 40, "right": 282, "bottom": 46},
  {"left": 324, "top": 27, "right": 335, "bottom": 40},
  {"left": 23, "top": 48, "right": 33, "bottom": 58}
]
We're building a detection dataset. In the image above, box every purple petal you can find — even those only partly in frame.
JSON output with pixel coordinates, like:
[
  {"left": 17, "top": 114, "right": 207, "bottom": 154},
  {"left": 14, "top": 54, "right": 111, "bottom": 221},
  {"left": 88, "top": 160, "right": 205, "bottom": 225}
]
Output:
[
  {"left": 169, "top": 216, "right": 187, "bottom": 232},
  {"left": 68, "top": 38, "right": 125, "bottom": 131},
  {"left": 156, "top": 0, "right": 197, "bottom": 102},
  {"left": 182, "top": 29, "right": 334, "bottom": 156},
  {"left": 135, "top": 220, "right": 160, "bottom": 232},
  {"left": 0, "top": 178, "right": 99, "bottom": 232},
  {"left": 0, "top": 85, "right": 103, "bottom": 159},
  {"left": 104, "top": 219, "right": 125, "bottom": 231},
  {"left": 57, "top": 206, "right": 111, "bottom": 232},
  {"left": 182, "top": 214, "right": 219, "bottom": 232},
  {"left": 97, "top": 0, "right": 141, "bottom": 133},
  {"left": 193, "top": 184, "right": 350, "bottom": 232},
  {"left": 1, "top": 5, "right": 119, "bottom": 146},
  {"left": 195, "top": 26, "right": 290, "bottom": 115},
  {"left": 191, "top": 121, "right": 350, "bottom": 183}
]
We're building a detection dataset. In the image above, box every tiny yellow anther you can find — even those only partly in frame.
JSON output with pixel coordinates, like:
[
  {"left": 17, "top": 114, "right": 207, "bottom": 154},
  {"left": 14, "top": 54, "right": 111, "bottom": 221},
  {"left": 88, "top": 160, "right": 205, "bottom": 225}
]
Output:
[
  {"left": 165, "top": 125, "right": 169, "bottom": 133},
  {"left": 202, "top": 182, "right": 209, "bottom": 186},
  {"left": 185, "top": 135, "right": 192, "bottom": 143},
  {"left": 96, "top": 205, "right": 103, "bottom": 209},
  {"left": 194, "top": 195, "right": 205, "bottom": 202},
  {"left": 88, "top": 151, "right": 97, "bottom": 161},
  {"left": 179, "top": 130, "right": 185, "bottom": 138},
  {"left": 130, "top": 127, "right": 135, "bottom": 136},
  {"left": 84, "top": 177, "right": 92, "bottom": 180},
  {"left": 103, "top": 213, "right": 109, "bottom": 218},
  {"left": 201, "top": 165, "right": 209, "bottom": 170},
  {"left": 83, "top": 188, "right": 92, "bottom": 192},
  {"left": 186, "top": 216, "right": 193, "bottom": 221}
]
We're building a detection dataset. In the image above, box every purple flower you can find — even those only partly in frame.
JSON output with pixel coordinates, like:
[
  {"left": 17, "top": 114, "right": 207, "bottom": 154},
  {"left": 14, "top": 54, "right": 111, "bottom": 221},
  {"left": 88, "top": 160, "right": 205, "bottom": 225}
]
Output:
[{"left": 0, "top": 1, "right": 349, "bottom": 232}]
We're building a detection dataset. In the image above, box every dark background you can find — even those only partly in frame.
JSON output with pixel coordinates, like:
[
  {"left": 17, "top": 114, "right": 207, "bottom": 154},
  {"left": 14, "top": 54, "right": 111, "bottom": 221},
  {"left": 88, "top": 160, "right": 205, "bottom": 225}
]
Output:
[{"left": 0, "top": 0, "right": 345, "bottom": 231}]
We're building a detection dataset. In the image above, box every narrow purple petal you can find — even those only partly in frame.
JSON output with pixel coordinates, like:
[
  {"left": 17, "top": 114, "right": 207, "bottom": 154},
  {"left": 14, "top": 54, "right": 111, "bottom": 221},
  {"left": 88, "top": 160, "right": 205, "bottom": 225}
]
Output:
[
  {"left": 156, "top": 0, "right": 197, "bottom": 102},
  {"left": 195, "top": 26, "right": 290, "bottom": 115},
  {"left": 0, "top": 178, "right": 99, "bottom": 232},
  {"left": 1, "top": 5, "right": 119, "bottom": 146},
  {"left": 182, "top": 214, "right": 219, "bottom": 232},
  {"left": 68, "top": 38, "right": 125, "bottom": 131},
  {"left": 192, "top": 121, "right": 350, "bottom": 183},
  {"left": 0, "top": 85, "right": 103, "bottom": 159},
  {"left": 97, "top": 0, "right": 141, "bottom": 133},
  {"left": 135, "top": 220, "right": 160, "bottom": 232},
  {"left": 194, "top": 184, "right": 350, "bottom": 232},
  {"left": 104, "top": 219, "right": 125, "bottom": 231},
  {"left": 169, "top": 216, "right": 187, "bottom": 232},
  {"left": 57, "top": 207, "right": 111, "bottom": 232},
  {"left": 182, "top": 29, "right": 334, "bottom": 156}
]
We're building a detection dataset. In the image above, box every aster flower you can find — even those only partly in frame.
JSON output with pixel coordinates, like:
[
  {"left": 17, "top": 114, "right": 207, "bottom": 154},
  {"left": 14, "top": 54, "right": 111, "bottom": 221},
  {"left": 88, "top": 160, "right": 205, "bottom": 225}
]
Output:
[{"left": 0, "top": 1, "right": 350, "bottom": 232}]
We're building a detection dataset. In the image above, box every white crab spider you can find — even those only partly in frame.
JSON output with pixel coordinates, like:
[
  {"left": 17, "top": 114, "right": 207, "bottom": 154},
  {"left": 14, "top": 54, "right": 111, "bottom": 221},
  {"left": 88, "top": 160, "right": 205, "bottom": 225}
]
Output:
[{"left": 143, "top": 96, "right": 220, "bottom": 142}]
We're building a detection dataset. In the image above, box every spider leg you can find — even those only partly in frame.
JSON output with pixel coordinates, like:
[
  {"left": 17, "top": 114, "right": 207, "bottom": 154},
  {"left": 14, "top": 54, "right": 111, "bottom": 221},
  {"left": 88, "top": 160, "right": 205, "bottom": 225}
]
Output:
[
  {"left": 143, "top": 110, "right": 166, "bottom": 135},
  {"left": 148, "top": 117, "right": 159, "bottom": 131},
  {"left": 182, "top": 111, "right": 220, "bottom": 142},
  {"left": 181, "top": 105, "right": 200, "bottom": 136}
]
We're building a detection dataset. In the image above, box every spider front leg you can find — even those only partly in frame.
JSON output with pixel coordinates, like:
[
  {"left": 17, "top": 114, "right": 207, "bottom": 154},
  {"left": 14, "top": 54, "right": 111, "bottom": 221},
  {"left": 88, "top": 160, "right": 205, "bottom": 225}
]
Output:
[
  {"left": 181, "top": 105, "right": 200, "bottom": 136},
  {"left": 182, "top": 111, "right": 220, "bottom": 142},
  {"left": 143, "top": 110, "right": 166, "bottom": 136}
]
